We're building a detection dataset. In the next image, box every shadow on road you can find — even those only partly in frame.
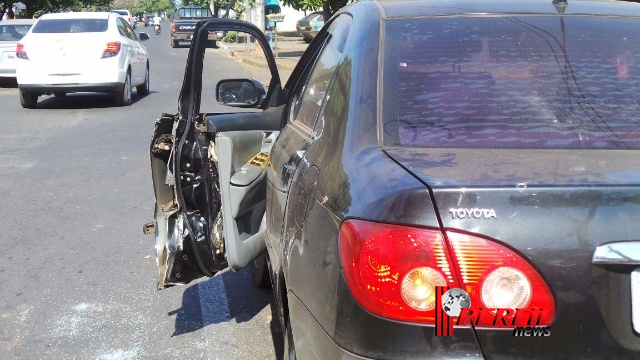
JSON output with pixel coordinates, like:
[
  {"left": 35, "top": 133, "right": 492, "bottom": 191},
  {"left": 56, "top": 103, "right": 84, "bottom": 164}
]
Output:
[
  {"left": 28, "top": 92, "right": 154, "bottom": 109},
  {"left": 169, "top": 267, "right": 284, "bottom": 357}
]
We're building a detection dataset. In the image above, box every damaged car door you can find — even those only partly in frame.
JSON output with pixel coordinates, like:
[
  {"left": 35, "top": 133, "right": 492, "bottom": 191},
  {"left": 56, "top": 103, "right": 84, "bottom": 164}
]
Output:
[{"left": 146, "top": 19, "right": 285, "bottom": 289}]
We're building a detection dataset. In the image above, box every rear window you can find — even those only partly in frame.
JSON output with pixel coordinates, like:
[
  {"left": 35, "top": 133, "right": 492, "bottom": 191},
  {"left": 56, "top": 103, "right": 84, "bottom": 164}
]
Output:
[
  {"left": 0, "top": 24, "right": 32, "bottom": 41},
  {"left": 178, "top": 7, "right": 212, "bottom": 18},
  {"left": 32, "top": 19, "right": 108, "bottom": 33},
  {"left": 382, "top": 16, "right": 640, "bottom": 149}
]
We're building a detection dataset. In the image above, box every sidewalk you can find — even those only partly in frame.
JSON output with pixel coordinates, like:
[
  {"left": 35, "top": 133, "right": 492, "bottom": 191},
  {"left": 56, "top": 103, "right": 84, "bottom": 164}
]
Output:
[{"left": 218, "top": 31, "right": 308, "bottom": 82}]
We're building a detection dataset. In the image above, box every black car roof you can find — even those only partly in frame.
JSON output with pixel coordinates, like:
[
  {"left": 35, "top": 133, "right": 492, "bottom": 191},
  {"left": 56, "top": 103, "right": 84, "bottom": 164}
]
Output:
[{"left": 375, "top": 0, "right": 640, "bottom": 19}]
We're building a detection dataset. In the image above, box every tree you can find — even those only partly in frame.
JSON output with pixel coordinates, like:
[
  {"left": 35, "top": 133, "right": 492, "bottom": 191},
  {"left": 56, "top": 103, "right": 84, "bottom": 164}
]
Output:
[
  {"left": 280, "top": 0, "right": 349, "bottom": 16},
  {"left": 1, "top": 0, "right": 111, "bottom": 20}
]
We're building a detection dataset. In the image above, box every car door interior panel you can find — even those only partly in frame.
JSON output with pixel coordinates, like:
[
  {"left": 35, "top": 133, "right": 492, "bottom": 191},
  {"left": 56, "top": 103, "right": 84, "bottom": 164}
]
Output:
[{"left": 214, "top": 130, "right": 270, "bottom": 270}]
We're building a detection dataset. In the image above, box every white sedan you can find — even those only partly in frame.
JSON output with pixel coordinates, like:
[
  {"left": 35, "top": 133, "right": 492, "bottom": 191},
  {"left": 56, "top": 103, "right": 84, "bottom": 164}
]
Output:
[
  {"left": 15, "top": 12, "right": 150, "bottom": 108},
  {"left": 0, "top": 19, "right": 36, "bottom": 78}
]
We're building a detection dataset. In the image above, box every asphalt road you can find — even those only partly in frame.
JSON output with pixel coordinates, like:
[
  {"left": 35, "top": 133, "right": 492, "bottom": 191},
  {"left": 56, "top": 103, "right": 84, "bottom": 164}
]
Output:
[{"left": 0, "top": 23, "right": 284, "bottom": 360}]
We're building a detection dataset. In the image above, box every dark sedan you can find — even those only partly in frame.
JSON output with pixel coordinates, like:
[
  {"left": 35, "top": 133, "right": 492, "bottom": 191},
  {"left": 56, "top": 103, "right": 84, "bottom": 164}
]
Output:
[{"left": 147, "top": 0, "right": 640, "bottom": 358}]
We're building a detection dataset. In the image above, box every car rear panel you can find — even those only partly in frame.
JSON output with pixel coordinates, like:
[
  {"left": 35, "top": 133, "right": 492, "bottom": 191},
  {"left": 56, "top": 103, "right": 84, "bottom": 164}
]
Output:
[
  {"left": 385, "top": 147, "right": 640, "bottom": 358},
  {"left": 18, "top": 33, "right": 125, "bottom": 85},
  {"left": 0, "top": 41, "right": 19, "bottom": 76}
]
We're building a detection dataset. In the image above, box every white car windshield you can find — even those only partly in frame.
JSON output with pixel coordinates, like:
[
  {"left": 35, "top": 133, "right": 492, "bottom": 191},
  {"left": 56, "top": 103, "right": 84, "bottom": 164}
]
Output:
[{"left": 32, "top": 19, "right": 108, "bottom": 33}]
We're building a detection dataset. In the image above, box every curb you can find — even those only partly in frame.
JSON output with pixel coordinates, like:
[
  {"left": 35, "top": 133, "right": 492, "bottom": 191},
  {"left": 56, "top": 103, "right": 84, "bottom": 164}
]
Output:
[{"left": 220, "top": 43, "right": 300, "bottom": 71}]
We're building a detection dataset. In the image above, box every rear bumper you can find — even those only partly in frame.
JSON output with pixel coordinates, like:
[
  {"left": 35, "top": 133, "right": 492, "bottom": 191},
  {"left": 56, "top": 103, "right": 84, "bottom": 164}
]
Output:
[
  {"left": 0, "top": 67, "right": 17, "bottom": 77},
  {"left": 172, "top": 32, "right": 194, "bottom": 42},
  {"left": 15, "top": 56, "right": 126, "bottom": 88},
  {"left": 18, "top": 82, "right": 123, "bottom": 94},
  {"left": 0, "top": 58, "right": 17, "bottom": 77},
  {"left": 288, "top": 292, "right": 367, "bottom": 359},
  {"left": 172, "top": 32, "right": 218, "bottom": 42},
  {"left": 288, "top": 280, "right": 485, "bottom": 359}
]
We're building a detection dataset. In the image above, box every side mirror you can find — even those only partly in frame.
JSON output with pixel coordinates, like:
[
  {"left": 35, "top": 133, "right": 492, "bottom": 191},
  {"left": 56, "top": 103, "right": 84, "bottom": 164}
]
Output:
[
  {"left": 139, "top": 32, "right": 150, "bottom": 41},
  {"left": 216, "top": 79, "right": 266, "bottom": 108}
]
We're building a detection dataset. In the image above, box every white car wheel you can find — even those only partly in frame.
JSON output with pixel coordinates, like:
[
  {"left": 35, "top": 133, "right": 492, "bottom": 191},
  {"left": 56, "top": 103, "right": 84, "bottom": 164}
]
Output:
[
  {"left": 115, "top": 71, "right": 132, "bottom": 106},
  {"left": 137, "top": 65, "right": 150, "bottom": 96},
  {"left": 20, "top": 91, "right": 38, "bottom": 109}
]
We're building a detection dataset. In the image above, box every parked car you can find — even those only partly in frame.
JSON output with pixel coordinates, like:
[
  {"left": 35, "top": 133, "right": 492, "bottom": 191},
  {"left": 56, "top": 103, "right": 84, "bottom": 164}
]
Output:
[
  {"left": 0, "top": 19, "right": 35, "bottom": 78},
  {"left": 147, "top": 0, "right": 640, "bottom": 358},
  {"left": 110, "top": 9, "right": 132, "bottom": 26},
  {"left": 15, "top": 12, "right": 150, "bottom": 108},
  {"left": 295, "top": 11, "right": 324, "bottom": 43}
]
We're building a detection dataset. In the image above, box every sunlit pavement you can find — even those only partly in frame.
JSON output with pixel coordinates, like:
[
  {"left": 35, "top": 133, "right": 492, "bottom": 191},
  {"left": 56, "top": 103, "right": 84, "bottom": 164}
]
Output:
[{"left": 219, "top": 32, "right": 308, "bottom": 83}]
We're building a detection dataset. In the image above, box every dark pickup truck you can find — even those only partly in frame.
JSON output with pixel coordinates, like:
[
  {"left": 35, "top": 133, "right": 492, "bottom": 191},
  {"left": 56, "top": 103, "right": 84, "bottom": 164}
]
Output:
[{"left": 170, "top": 5, "right": 217, "bottom": 48}]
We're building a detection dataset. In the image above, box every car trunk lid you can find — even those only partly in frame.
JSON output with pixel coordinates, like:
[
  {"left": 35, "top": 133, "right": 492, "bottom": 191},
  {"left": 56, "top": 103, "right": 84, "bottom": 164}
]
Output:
[
  {"left": 23, "top": 33, "right": 111, "bottom": 71},
  {"left": 385, "top": 146, "right": 640, "bottom": 357}
]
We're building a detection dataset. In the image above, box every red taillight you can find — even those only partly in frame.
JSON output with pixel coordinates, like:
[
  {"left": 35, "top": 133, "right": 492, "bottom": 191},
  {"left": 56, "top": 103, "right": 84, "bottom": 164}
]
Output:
[
  {"left": 339, "top": 220, "right": 457, "bottom": 324},
  {"left": 102, "top": 42, "right": 121, "bottom": 58},
  {"left": 171, "top": 23, "right": 176, "bottom": 32},
  {"left": 16, "top": 43, "right": 28, "bottom": 60},
  {"left": 447, "top": 231, "right": 555, "bottom": 326},
  {"left": 339, "top": 219, "right": 555, "bottom": 326},
  {"left": 304, "top": 25, "right": 312, "bottom": 31}
]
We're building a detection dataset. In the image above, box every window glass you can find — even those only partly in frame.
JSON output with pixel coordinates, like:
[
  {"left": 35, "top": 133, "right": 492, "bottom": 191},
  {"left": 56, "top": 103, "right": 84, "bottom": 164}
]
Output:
[
  {"left": 0, "top": 24, "right": 31, "bottom": 41},
  {"left": 179, "top": 8, "right": 211, "bottom": 18},
  {"left": 290, "top": 15, "right": 351, "bottom": 129},
  {"left": 116, "top": 17, "right": 127, "bottom": 37},
  {"left": 383, "top": 16, "right": 640, "bottom": 149},
  {"left": 32, "top": 19, "right": 108, "bottom": 33},
  {"left": 120, "top": 18, "right": 137, "bottom": 40}
]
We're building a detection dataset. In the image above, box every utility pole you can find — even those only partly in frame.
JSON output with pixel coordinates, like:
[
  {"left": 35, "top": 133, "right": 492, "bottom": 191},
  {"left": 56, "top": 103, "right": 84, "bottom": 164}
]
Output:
[{"left": 256, "top": 0, "right": 264, "bottom": 34}]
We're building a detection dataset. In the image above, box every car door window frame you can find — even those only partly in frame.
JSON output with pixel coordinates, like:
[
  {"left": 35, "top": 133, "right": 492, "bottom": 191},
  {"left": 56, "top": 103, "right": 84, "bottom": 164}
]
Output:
[{"left": 287, "top": 15, "right": 353, "bottom": 132}]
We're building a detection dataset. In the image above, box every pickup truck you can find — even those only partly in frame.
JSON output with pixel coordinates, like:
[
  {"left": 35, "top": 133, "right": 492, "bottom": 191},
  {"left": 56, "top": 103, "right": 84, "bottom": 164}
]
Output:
[{"left": 170, "top": 5, "right": 216, "bottom": 48}]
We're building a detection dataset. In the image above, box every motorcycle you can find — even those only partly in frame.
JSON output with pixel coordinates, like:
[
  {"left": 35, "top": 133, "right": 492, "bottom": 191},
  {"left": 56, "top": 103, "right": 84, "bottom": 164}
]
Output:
[{"left": 154, "top": 24, "right": 161, "bottom": 35}]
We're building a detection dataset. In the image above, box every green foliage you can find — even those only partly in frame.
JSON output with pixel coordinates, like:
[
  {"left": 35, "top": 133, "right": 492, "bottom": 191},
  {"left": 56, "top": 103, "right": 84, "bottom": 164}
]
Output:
[
  {"left": 221, "top": 30, "right": 236, "bottom": 42},
  {"left": 129, "top": 0, "right": 174, "bottom": 16},
  {"left": 1, "top": 0, "right": 112, "bottom": 19},
  {"left": 280, "top": 0, "right": 321, "bottom": 12},
  {"left": 182, "top": 0, "right": 209, "bottom": 7}
]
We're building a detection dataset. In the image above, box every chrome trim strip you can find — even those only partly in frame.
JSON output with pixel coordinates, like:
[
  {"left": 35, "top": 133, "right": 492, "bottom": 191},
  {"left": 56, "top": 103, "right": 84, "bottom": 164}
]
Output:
[{"left": 592, "top": 241, "right": 640, "bottom": 265}]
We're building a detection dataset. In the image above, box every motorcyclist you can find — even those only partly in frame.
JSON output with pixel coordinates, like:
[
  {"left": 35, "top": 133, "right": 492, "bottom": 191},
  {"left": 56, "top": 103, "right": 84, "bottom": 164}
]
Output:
[{"left": 153, "top": 14, "right": 162, "bottom": 34}]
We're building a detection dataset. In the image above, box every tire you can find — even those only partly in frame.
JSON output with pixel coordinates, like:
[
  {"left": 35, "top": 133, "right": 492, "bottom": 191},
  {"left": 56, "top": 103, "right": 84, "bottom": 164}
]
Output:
[
  {"left": 283, "top": 317, "right": 296, "bottom": 360},
  {"left": 136, "top": 65, "right": 150, "bottom": 96},
  {"left": 53, "top": 92, "right": 66, "bottom": 97},
  {"left": 171, "top": 38, "right": 178, "bottom": 48},
  {"left": 19, "top": 90, "right": 37, "bottom": 109},
  {"left": 251, "top": 253, "right": 271, "bottom": 288},
  {"left": 115, "top": 71, "right": 132, "bottom": 106}
]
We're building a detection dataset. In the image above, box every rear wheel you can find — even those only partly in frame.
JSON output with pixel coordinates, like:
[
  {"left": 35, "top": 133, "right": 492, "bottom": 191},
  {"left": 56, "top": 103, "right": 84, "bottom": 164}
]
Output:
[
  {"left": 115, "top": 71, "right": 132, "bottom": 106},
  {"left": 19, "top": 91, "right": 37, "bottom": 109},
  {"left": 137, "top": 65, "right": 150, "bottom": 96},
  {"left": 251, "top": 253, "right": 271, "bottom": 288}
]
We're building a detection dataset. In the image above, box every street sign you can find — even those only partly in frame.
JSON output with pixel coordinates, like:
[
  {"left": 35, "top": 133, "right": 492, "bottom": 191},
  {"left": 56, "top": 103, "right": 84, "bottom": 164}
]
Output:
[{"left": 266, "top": 13, "right": 285, "bottom": 22}]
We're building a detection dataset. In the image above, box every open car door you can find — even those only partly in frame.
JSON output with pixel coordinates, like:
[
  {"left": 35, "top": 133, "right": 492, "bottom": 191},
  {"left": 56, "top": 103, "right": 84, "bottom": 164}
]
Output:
[{"left": 147, "top": 19, "right": 285, "bottom": 289}]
